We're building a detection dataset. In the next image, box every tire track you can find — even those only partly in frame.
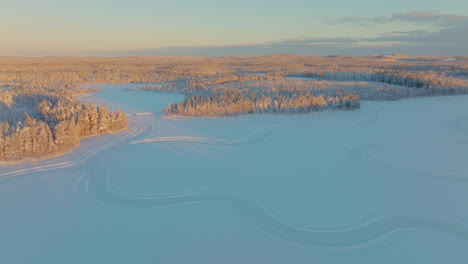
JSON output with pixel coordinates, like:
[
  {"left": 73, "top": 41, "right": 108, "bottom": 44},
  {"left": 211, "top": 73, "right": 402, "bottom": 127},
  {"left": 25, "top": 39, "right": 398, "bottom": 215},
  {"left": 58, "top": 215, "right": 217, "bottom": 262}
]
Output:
[
  {"left": 347, "top": 116, "right": 468, "bottom": 181},
  {"left": 347, "top": 139, "right": 468, "bottom": 181},
  {"left": 0, "top": 119, "right": 145, "bottom": 181},
  {"left": 130, "top": 125, "right": 282, "bottom": 146},
  {"left": 84, "top": 155, "right": 468, "bottom": 249}
]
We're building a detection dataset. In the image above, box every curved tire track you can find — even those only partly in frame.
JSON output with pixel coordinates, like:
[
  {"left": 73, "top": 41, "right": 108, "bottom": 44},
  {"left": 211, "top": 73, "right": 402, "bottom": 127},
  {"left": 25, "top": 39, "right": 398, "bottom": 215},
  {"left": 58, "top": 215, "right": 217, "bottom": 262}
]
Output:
[
  {"left": 84, "top": 155, "right": 468, "bottom": 249},
  {"left": 347, "top": 116, "right": 468, "bottom": 181}
]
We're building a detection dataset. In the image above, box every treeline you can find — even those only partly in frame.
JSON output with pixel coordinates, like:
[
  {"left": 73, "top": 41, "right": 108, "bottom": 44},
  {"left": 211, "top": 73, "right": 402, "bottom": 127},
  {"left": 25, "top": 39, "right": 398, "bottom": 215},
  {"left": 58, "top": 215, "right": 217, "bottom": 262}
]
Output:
[
  {"left": 305, "top": 70, "right": 468, "bottom": 91},
  {"left": 179, "top": 74, "right": 286, "bottom": 94},
  {"left": 164, "top": 90, "right": 359, "bottom": 117},
  {"left": 244, "top": 79, "right": 453, "bottom": 101}
]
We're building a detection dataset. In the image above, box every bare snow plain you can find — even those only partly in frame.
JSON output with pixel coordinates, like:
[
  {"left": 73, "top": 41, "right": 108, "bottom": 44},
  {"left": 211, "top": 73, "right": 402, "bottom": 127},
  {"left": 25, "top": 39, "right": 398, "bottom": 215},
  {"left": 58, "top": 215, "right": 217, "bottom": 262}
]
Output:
[{"left": 1, "top": 84, "right": 468, "bottom": 263}]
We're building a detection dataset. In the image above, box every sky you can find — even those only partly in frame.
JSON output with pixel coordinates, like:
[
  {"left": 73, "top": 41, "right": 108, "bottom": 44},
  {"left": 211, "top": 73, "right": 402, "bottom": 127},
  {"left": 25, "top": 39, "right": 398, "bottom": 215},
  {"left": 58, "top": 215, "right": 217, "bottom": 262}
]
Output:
[{"left": 1, "top": 0, "right": 467, "bottom": 56}]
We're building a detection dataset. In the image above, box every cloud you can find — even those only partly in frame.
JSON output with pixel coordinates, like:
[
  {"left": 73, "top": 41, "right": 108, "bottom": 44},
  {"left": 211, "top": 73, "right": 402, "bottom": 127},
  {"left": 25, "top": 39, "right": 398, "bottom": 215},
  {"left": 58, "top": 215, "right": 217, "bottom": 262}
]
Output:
[
  {"left": 335, "top": 11, "right": 468, "bottom": 26},
  {"left": 295, "top": 10, "right": 466, "bottom": 55},
  {"left": 391, "top": 11, "right": 467, "bottom": 26}
]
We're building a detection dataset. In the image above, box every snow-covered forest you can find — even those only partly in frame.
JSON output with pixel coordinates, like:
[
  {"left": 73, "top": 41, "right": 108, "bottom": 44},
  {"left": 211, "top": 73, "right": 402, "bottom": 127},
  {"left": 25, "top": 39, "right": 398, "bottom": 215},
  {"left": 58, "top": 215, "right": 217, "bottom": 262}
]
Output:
[
  {"left": 0, "top": 55, "right": 467, "bottom": 160},
  {"left": 163, "top": 90, "right": 360, "bottom": 117}
]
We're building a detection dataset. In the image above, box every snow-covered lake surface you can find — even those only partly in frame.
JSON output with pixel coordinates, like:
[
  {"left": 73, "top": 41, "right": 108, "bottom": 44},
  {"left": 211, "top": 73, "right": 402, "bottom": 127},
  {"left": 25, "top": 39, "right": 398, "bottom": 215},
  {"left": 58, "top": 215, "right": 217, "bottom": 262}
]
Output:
[{"left": 1, "top": 84, "right": 468, "bottom": 263}]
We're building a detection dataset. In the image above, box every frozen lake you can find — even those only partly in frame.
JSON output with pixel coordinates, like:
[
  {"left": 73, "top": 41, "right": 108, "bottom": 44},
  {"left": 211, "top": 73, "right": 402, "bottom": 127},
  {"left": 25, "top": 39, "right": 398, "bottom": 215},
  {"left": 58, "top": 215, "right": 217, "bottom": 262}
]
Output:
[{"left": 1, "top": 84, "right": 468, "bottom": 263}]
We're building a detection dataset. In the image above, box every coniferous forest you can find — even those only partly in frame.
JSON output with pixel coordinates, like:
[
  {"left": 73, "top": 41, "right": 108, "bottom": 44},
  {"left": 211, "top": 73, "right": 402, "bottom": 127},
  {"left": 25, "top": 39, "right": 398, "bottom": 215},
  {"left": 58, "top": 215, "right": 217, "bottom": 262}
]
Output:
[{"left": 0, "top": 86, "right": 127, "bottom": 161}]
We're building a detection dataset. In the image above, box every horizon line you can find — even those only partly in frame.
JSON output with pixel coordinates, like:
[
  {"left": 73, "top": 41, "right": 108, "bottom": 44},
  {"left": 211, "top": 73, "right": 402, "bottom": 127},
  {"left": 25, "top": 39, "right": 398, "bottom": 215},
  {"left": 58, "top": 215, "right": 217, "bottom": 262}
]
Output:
[{"left": 0, "top": 54, "right": 466, "bottom": 59}]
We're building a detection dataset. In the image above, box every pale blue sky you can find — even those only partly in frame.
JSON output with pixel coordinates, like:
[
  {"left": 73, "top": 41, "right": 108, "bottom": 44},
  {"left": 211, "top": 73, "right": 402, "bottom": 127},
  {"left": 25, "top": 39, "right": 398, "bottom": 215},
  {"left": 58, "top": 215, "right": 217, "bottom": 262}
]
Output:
[{"left": 1, "top": 0, "right": 467, "bottom": 56}]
